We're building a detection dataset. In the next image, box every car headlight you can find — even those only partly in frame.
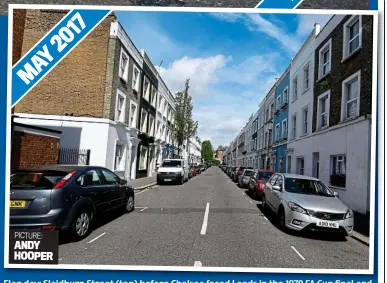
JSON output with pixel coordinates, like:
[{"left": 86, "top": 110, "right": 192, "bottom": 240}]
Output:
[
  {"left": 345, "top": 209, "right": 354, "bottom": 219},
  {"left": 288, "top": 202, "right": 308, "bottom": 215}
]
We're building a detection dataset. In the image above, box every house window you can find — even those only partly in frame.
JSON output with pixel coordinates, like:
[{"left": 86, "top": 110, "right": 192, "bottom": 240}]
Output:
[
  {"left": 275, "top": 124, "right": 280, "bottom": 141},
  {"left": 343, "top": 16, "right": 362, "bottom": 59},
  {"left": 293, "top": 77, "right": 298, "bottom": 99},
  {"left": 302, "top": 107, "right": 308, "bottom": 135},
  {"left": 276, "top": 96, "right": 281, "bottom": 110},
  {"left": 132, "top": 65, "right": 140, "bottom": 92},
  {"left": 129, "top": 100, "right": 138, "bottom": 128},
  {"left": 156, "top": 121, "right": 161, "bottom": 138},
  {"left": 304, "top": 65, "right": 310, "bottom": 90},
  {"left": 148, "top": 115, "right": 155, "bottom": 136},
  {"left": 114, "top": 143, "right": 125, "bottom": 171},
  {"left": 283, "top": 87, "right": 289, "bottom": 104},
  {"left": 341, "top": 71, "right": 361, "bottom": 120},
  {"left": 151, "top": 86, "right": 157, "bottom": 107},
  {"left": 330, "top": 155, "right": 347, "bottom": 188},
  {"left": 164, "top": 102, "right": 168, "bottom": 117},
  {"left": 140, "top": 109, "right": 148, "bottom": 133},
  {"left": 317, "top": 90, "right": 330, "bottom": 129},
  {"left": 143, "top": 77, "right": 150, "bottom": 102},
  {"left": 318, "top": 39, "right": 332, "bottom": 79},
  {"left": 281, "top": 119, "right": 287, "bottom": 139},
  {"left": 158, "top": 97, "right": 163, "bottom": 113},
  {"left": 119, "top": 48, "right": 129, "bottom": 82},
  {"left": 270, "top": 104, "right": 274, "bottom": 117},
  {"left": 296, "top": 157, "right": 304, "bottom": 175},
  {"left": 139, "top": 146, "right": 148, "bottom": 170},
  {"left": 291, "top": 114, "right": 297, "bottom": 139},
  {"left": 115, "top": 90, "right": 126, "bottom": 123}
]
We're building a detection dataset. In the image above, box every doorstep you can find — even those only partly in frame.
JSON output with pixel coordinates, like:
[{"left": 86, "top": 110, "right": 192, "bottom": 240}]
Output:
[{"left": 351, "top": 231, "right": 370, "bottom": 246}]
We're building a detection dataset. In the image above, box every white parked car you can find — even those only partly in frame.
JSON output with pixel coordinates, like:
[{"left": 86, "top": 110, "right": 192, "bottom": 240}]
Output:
[
  {"left": 156, "top": 159, "right": 189, "bottom": 185},
  {"left": 262, "top": 173, "right": 354, "bottom": 237}
]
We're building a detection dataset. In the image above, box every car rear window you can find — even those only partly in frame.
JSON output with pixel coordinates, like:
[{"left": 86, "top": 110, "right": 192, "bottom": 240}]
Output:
[
  {"left": 258, "top": 171, "right": 274, "bottom": 180},
  {"left": 244, "top": 170, "right": 254, "bottom": 177},
  {"left": 11, "top": 171, "right": 67, "bottom": 189}
]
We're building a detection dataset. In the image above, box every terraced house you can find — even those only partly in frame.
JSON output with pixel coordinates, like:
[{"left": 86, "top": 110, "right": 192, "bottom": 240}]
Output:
[
  {"left": 12, "top": 10, "right": 177, "bottom": 181},
  {"left": 223, "top": 15, "right": 374, "bottom": 221}
]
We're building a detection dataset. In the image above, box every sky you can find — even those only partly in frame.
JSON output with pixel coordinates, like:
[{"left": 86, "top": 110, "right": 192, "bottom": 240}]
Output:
[{"left": 116, "top": 11, "right": 332, "bottom": 148}]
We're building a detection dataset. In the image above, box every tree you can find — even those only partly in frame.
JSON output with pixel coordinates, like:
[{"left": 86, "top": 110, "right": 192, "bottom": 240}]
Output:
[
  {"left": 201, "top": 140, "right": 214, "bottom": 162},
  {"left": 173, "top": 79, "right": 198, "bottom": 156},
  {"left": 212, "top": 159, "right": 221, "bottom": 166}
]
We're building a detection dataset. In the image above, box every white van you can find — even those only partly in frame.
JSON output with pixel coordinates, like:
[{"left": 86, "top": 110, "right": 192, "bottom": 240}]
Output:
[{"left": 156, "top": 159, "right": 189, "bottom": 185}]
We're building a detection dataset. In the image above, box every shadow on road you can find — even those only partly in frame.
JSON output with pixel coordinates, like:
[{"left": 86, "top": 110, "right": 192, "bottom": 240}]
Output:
[
  {"left": 256, "top": 203, "right": 349, "bottom": 243},
  {"left": 59, "top": 208, "right": 127, "bottom": 245}
]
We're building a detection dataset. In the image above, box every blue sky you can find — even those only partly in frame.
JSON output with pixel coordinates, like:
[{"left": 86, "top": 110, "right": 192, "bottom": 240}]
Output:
[{"left": 116, "top": 11, "right": 332, "bottom": 147}]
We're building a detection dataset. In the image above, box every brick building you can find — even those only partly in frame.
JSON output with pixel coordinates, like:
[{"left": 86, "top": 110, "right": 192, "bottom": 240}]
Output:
[{"left": 14, "top": 10, "right": 142, "bottom": 179}]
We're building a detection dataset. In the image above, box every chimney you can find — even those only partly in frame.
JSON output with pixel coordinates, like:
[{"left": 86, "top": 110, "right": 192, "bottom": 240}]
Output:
[{"left": 314, "top": 23, "right": 321, "bottom": 36}]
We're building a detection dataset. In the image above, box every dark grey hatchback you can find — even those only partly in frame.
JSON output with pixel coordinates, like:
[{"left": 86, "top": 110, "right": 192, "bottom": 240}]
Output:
[{"left": 10, "top": 165, "right": 135, "bottom": 240}]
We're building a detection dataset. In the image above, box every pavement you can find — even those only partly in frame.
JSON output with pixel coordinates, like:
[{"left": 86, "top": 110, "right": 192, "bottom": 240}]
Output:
[
  {"left": 128, "top": 176, "right": 157, "bottom": 190},
  {"left": 0, "top": 0, "right": 370, "bottom": 14},
  {"left": 58, "top": 166, "right": 370, "bottom": 268}
]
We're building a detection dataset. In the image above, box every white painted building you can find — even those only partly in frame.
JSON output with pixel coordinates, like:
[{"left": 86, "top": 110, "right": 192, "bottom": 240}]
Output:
[
  {"left": 261, "top": 86, "right": 276, "bottom": 170},
  {"left": 287, "top": 24, "right": 321, "bottom": 174},
  {"left": 13, "top": 114, "right": 140, "bottom": 180},
  {"left": 187, "top": 137, "right": 201, "bottom": 164}
]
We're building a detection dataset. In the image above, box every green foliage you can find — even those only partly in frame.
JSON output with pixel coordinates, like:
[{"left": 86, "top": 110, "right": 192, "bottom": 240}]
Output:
[
  {"left": 212, "top": 159, "right": 221, "bottom": 166},
  {"left": 201, "top": 140, "right": 214, "bottom": 162},
  {"left": 173, "top": 79, "right": 198, "bottom": 154}
]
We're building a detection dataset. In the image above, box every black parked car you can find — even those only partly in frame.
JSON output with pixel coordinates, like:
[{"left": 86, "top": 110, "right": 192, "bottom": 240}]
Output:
[{"left": 9, "top": 165, "right": 135, "bottom": 240}]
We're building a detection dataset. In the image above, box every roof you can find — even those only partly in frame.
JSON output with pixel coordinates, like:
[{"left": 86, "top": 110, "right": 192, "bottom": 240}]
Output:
[
  {"left": 14, "top": 122, "right": 62, "bottom": 134},
  {"left": 280, "top": 173, "right": 319, "bottom": 181},
  {"left": 14, "top": 165, "right": 101, "bottom": 172}
]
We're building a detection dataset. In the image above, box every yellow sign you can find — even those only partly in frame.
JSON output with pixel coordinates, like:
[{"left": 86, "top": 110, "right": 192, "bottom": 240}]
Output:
[{"left": 10, "top": 200, "right": 26, "bottom": 208}]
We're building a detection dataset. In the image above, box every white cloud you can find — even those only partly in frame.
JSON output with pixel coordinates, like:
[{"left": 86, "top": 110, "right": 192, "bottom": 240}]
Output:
[
  {"left": 159, "top": 55, "right": 231, "bottom": 97},
  {"left": 210, "top": 13, "right": 244, "bottom": 23},
  {"left": 296, "top": 14, "right": 332, "bottom": 37}
]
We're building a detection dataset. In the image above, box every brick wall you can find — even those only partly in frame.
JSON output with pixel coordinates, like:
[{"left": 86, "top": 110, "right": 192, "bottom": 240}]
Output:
[
  {"left": 313, "top": 15, "right": 373, "bottom": 132},
  {"left": 14, "top": 10, "right": 116, "bottom": 117},
  {"left": 12, "top": 9, "right": 27, "bottom": 65},
  {"left": 11, "top": 131, "right": 59, "bottom": 171}
]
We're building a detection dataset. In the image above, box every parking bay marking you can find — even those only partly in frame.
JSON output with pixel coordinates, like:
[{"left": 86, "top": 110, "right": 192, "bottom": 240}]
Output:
[
  {"left": 87, "top": 232, "right": 106, "bottom": 244},
  {"left": 140, "top": 207, "right": 148, "bottom": 212},
  {"left": 200, "top": 202, "right": 210, "bottom": 235},
  {"left": 291, "top": 246, "right": 305, "bottom": 260}
]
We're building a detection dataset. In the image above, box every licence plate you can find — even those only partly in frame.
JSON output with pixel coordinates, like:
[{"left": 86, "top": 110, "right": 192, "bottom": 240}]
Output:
[
  {"left": 10, "top": 200, "right": 26, "bottom": 208},
  {"left": 316, "top": 220, "right": 339, "bottom": 229},
  {"left": 164, "top": 179, "right": 172, "bottom": 182}
]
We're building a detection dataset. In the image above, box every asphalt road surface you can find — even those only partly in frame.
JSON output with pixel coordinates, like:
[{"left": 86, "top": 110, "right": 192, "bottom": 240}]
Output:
[
  {"left": 0, "top": 0, "right": 370, "bottom": 14},
  {"left": 58, "top": 166, "right": 369, "bottom": 269}
]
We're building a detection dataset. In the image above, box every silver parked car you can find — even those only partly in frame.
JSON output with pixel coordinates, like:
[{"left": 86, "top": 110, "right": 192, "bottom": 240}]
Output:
[
  {"left": 238, "top": 169, "right": 255, "bottom": 188},
  {"left": 262, "top": 173, "right": 354, "bottom": 236}
]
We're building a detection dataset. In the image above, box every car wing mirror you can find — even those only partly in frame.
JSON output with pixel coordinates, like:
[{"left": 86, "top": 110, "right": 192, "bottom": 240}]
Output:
[
  {"left": 120, "top": 179, "right": 128, "bottom": 185},
  {"left": 272, "top": 185, "right": 281, "bottom": 191}
]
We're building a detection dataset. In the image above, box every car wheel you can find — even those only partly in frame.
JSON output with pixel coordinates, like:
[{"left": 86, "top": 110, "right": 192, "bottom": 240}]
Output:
[
  {"left": 180, "top": 176, "right": 184, "bottom": 185},
  {"left": 253, "top": 190, "right": 258, "bottom": 200},
  {"left": 124, "top": 195, "right": 135, "bottom": 213},
  {"left": 278, "top": 207, "right": 286, "bottom": 231},
  {"left": 72, "top": 211, "right": 92, "bottom": 240}
]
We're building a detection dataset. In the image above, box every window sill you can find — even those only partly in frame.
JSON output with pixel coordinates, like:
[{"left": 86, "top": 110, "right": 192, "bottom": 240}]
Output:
[
  {"left": 339, "top": 116, "right": 359, "bottom": 124},
  {"left": 316, "top": 72, "right": 331, "bottom": 83},
  {"left": 315, "top": 126, "right": 329, "bottom": 132},
  {"left": 342, "top": 47, "right": 362, "bottom": 63},
  {"left": 300, "top": 133, "right": 308, "bottom": 138},
  {"left": 302, "top": 88, "right": 310, "bottom": 95},
  {"left": 119, "top": 75, "right": 128, "bottom": 84},
  {"left": 329, "top": 185, "right": 346, "bottom": 191},
  {"left": 291, "top": 97, "right": 298, "bottom": 103}
]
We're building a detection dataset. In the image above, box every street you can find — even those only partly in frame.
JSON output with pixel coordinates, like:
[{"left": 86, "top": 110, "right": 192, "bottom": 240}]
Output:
[{"left": 58, "top": 166, "right": 369, "bottom": 269}]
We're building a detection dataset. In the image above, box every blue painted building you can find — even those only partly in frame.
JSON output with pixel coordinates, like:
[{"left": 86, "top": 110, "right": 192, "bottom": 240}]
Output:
[{"left": 273, "top": 66, "right": 290, "bottom": 173}]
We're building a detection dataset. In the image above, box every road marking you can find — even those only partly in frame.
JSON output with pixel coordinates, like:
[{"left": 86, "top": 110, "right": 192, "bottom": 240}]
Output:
[
  {"left": 200, "top": 202, "right": 210, "bottom": 235},
  {"left": 194, "top": 261, "right": 202, "bottom": 267},
  {"left": 135, "top": 188, "right": 150, "bottom": 195},
  {"left": 87, "top": 232, "right": 106, "bottom": 244},
  {"left": 291, "top": 246, "right": 305, "bottom": 260},
  {"left": 140, "top": 207, "right": 148, "bottom": 212}
]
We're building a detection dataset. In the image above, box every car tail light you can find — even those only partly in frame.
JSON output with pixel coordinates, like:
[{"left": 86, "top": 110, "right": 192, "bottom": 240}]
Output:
[
  {"left": 41, "top": 225, "right": 56, "bottom": 230},
  {"left": 53, "top": 170, "right": 76, "bottom": 189}
]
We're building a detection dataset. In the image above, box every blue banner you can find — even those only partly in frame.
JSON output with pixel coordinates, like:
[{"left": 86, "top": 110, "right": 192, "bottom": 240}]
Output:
[
  {"left": 256, "top": 0, "right": 303, "bottom": 9},
  {"left": 11, "top": 9, "right": 111, "bottom": 107}
]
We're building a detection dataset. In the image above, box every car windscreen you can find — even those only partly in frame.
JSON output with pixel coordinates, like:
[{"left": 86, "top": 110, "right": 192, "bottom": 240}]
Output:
[
  {"left": 11, "top": 171, "right": 67, "bottom": 189},
  {"left": 284, "top": 178, "right": 334, "bottom": 197},
  {"left": 244, "top": 170, "right": 254, "bottom": 177},
  {"left": 259, "top": 171, "right": 274, "bottom": 180},
  {"left": 161, "top": 160, "right": 182, "bottom": 167}
]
